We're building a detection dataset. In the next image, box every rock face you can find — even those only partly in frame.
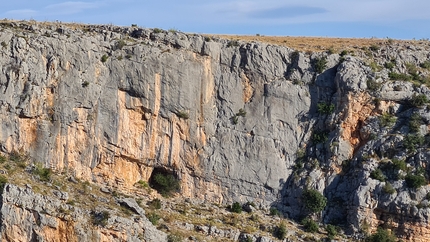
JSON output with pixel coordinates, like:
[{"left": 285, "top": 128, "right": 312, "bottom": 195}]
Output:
[
  {"left": 1, "top": 21, "right": 430, "bottom": 240},
  {"left": 0, "top": 184, "right": 166, "bottom": 241}
]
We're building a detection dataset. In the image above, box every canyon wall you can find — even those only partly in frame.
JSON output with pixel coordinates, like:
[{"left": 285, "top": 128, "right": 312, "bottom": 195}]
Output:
[{"left": 1, "top": 21, "right": 430, "bottom": 240}]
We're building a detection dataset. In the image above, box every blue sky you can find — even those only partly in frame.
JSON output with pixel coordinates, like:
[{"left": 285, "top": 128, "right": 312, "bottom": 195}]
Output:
[{"left": 2, "top": 0, "right": 430, "bottom": 39}]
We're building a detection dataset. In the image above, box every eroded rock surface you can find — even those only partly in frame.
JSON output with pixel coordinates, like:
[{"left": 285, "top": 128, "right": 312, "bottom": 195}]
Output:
[
  {"left": 1, "top": 21, "right": 430, "bottom": 240},
  {"left": 0, "top": 184, "right": 166, "bottom": 242}
]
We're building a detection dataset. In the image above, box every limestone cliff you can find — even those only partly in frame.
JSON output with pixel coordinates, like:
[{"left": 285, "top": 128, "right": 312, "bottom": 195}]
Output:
[{"left": 1, "top": 20, "right": 430, "bottom": 241}]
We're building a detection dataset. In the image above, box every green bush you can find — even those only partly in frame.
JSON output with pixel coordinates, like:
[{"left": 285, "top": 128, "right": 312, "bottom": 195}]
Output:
[
  {"left": 82, "top": 81, "right": 89, "bottom": 88},
  {"left": 231, "top": 115, "right": 239, "bottom": 125},
  {"left": 312, "top": 131, "right": 328, "bottom": 144},
  {"left": 405, "top": 63, "right": 419, "bottom": 80},
  {"left": 1, "top": 41, "right": 6, "bottom": 48},
  {"left": 342, "top": 159, "right": 352, "bottom": 173},
  {"left": 370, "top": 168, "right": 386, "bottom": 182},
  {"left": 314, "top": 57, "right": 327, "bottom": 73},
  {"left": 384, "top": 61, "right": 395, "bottom": 70},
  {"left": 302, "top": 189, "right": 327, "bottom": 213},
  {"left": 317, "top": 102, "right": 335, "bottom": 114},
  {"left": 366, "top": 228, "right": 396, "bottom": 242},
  {"left": 0, "top": 175, "right": 8, "bottom": 192},
  {"left": 0, "top": 154, "right": 6, "bottom": 163},
  {"left": 301, "top": 217, "right": 319, "bottom": 233},
  {"left": 270, "top": 207, "right": 281, "bottom": 216},
  {"left": 367, "top": 79, "right": 381, "bottom": 91},
  {"left": 167, "top": 234, "right": 183, "bottom": 242},
  {"left": 420, "top": 60, "right": 430, "bottom": 69},
  {"left": 409, "top": 94, "right": 428, "bottom": 107},
  {"left": 383, "top": 182, "right": 396, "bottom": 194},
  {"left": 176, "top": 111, "right": 189, "bottom": 119},
  {"left": 9, "top": 150, "right": 28, "bottom": 168},
  {"left": 408, "top": 113, "right": 422, "bottom": 132},
  {"left": 405, "top": 174, "right": 426, "bottom": 189},
  {"left": 369, "top": 61, "right": 382, "bottom": 72},
  {"left": 149, "top": 198, "right": 162, "bottom": 209},
  {"left": 326, "top": 224, "right": 338, "bottom": 239},
  {"left": 33, "top": 164, "right": 52, "bottom": 182},
  {"left": 147, "top": 212, "right": 160, "bottom": 225},
  {"left": 274, "top": 221, "right": 287, "bottom": 239},
  {"left": 392, "top": 158, "right": 407, "bottom": 171},
  {"left": 236, "top": 108, "right": 246, "bottom": 117},
  {"left": 379, "top": 113, "right": 396, "bottom": 127},
  {"left": 92, "top": 211, "right": 110, "bottom": 227},
  {"left": 136, "top": 180, "right": 149, "bottom": 189},
  {"left": 151, "top": 172, "right": 180, "bottom": 197},
  {"left": 231, "top": 202, "right": 242, "bottom": 213},
  {"left": 114, "top": 40, "right": 126, "bottom": 50},
  {"left": 403, "top": 134, "right": 424, "bottom": 152},
  {"left": 340, "top": 50, "right": 348, "bottom": 56},
  {"left": 369, "top": 44, "right": 380, "bottom": 51},
  {"left": 153, "top": 28, "right": 163, "bottom": 33},
  {"left": 101, "top": 54, "right": 109, "bottom": 63},
  {"left": 290, "top": 50, "right": 300, "bottom": 61},
  {"left": 388, "top": 72, "right": 411, "bottom": 81},
  {"left": 227, "top": 40, "right": 240, "bottom": 48}
]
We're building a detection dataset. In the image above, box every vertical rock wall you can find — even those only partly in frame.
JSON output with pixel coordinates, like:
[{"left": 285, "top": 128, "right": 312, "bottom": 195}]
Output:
[{"left": 1, "top": 21, "right": 430, "bottom": 240}]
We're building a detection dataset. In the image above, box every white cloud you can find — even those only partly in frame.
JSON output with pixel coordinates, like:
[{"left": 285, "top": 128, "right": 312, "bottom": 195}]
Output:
[
  {"left": 44, "top": 1, "right": 101, "bottom": 15},
  {"left": 198, "top": 0, "right": 430, "bottom": 25},
  {"left": 4, "top": 9, "right": 38, "bottom": 19}
]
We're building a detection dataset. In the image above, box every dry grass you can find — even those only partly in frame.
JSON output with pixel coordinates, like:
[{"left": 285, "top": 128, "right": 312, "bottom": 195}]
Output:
[{"left": 206, "top": 34, "right": 429, "bottom": 53}]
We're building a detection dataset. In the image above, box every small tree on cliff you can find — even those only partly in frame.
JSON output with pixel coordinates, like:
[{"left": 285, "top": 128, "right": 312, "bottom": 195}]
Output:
[
  {"left": 366, "top": 228, "right": 396, "bottom": 242},
  {"left": 302, "top": 189, "right": 327, "bottom": 213}
]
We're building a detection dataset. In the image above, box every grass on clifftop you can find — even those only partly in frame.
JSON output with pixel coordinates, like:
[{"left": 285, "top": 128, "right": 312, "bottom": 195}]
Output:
[{"left": 207, "top": 34, "right": 418, "bottom": 53}]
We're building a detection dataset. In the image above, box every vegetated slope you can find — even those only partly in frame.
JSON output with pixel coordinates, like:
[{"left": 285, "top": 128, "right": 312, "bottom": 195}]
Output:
[{"left": 1, "top": 20, "right": 430, "bottom": 241}]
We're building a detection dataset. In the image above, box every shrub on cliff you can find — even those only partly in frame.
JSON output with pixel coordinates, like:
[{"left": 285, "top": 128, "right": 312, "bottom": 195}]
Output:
[
  {"left": 420, "top": 60, "right": 430, "bottom": 69},
  {"left": 379, "top": 113, "right": 396, "bottom": 127},
  {"left": 408, "top": 94, "right": 428, "bottom": 107},
  {"left": 0, "top": 175, "right": 7, "bottom": 193},
  {"left": 114, "top": 40, "right": 126, "bottom": 50},
  {"left": 405, "top": 173, "right": 426, "bottom": 189},
  {"left": 382, "top": 182, "right": 396, "bottom": 194},
  {"left": 149, "top": 198, "right": 162, "bottom": 209},
  {"left": 274, "top": 221, "right": 287, "bottom": 239},
  {"left": 101, "top": 54, "right": 109, "bottom": 63},
  {"left": 302, "top": 189, "right": 327, "bottom": 213},
  {"left": 91, "top": 211, "right": 110, "bottom": 227},
  {"left": 176, "top": 111, "right": 189, "bottom": 119},
  {"left": 270, "top": 207, "right": 281, "bottom": 216},
  {"left": 147, "top": 212, "right": 160, "bottom": 225},
  {"left": 301, "top": 217, "right": 319, "bottom": 233},
  {"left": 231, "top": 202, "right": 242, "bottom": 213},
  {"left": 408, "top": 113, "right": 422, "bottom": 132},
  {"left": 317, "top": 102, "right": 335, "bottom": 114},
  {"left": 366, "top": 228, "right": 396, "bottom": 242},
  {"left": 403, "top": 134, "right": 424, "bottom": 152},
  {"left": 151, "top": 172, "right": 180, "bottom": 197},
  {"left": 0, "top": 154, "right": 6, "bottom": 163},
  {"left": 370, "top": 168, "right": 386, "bottom": 182},
  {"left": 326, "top": 224, "right": 339, "bottom": 239},
  {"left": 167, "top": 234, "right": 183, "bottom": 242},
  {"left": 33, "top": 162, "right": 52, "bottom": 182},
  {"left": 313, "top": 56, "right": 327, "bottom": 73},
  {"left": 312, "top": 130, "right": 328, "bottom": 144}
]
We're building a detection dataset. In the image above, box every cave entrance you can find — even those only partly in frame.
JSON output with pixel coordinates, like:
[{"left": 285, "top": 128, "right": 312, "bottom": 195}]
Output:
[{"left": 148, "top": 167, "right": 180, "bottom": 197}]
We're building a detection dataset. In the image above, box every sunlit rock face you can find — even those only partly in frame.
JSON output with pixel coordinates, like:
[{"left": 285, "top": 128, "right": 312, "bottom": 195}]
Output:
[{"left": 1, "top": 21, "right": 430, "bottom": 241}]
